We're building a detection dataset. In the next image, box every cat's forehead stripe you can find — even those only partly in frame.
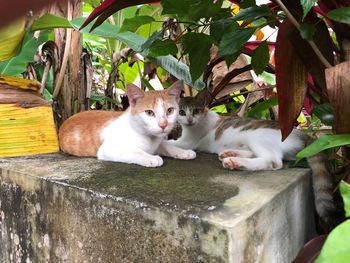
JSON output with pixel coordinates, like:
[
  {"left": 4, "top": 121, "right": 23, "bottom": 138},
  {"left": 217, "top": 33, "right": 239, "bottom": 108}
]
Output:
[
  {"left": 131, "top": 89, "right": 175, "bottom": 114},
  {"left": 179, "top": 97, "right": 204, "bottom": 109}
]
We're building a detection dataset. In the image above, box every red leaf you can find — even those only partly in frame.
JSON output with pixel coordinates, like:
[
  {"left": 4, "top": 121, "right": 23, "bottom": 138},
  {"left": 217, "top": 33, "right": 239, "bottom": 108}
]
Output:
[
  {"left": 244, "top": 41, "right": 276, "bottom": 52},
  {"left": 275, "top": 20, "right": 307, "bottom": 140},
  {"left": 318, "top": 1, "right": 350, "bottom": 41},
  {"left": 80, "top": 0, "right": 159, "bottom": 31},
  {"left": 289, "top": 18, "right": 333, "bottom": 99},
  {"left": 292, "top": 235, "right": 327, "bottom": 263}
]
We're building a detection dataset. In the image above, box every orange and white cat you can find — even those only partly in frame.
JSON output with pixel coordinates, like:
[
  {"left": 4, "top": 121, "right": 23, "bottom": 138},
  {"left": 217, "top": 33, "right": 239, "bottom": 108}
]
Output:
[{"left": 59, "top": 81, "right": 196, "bottom": 167}]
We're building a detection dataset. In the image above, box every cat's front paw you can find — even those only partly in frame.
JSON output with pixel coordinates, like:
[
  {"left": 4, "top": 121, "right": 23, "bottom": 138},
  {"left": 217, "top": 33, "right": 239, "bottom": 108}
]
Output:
[
  {"left": 177, "top": 149, "right": 196, "bottom": 160},
  {"left": 143, "top": 155, "right": 164, "bottom": 167},
  {"left": 222, "top": 157, "right": 241, "bottom": 170}
]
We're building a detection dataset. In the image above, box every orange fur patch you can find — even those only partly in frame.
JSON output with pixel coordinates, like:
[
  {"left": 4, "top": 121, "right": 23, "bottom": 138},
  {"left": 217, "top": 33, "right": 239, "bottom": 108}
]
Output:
[{"left": 59, "top": 111, "right": 122, "bottom": 157}]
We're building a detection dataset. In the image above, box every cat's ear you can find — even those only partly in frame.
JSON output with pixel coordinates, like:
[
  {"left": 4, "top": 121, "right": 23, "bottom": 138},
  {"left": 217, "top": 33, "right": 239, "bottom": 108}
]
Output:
[
  {"left": 167, "top": 80, "right": 183, "bottom": 103},
  {"left": 126, "top": 84, "right": 145, "bottom": 106},
  {"left": 194, "top": 89, "right": 212, "bottom": 107}
]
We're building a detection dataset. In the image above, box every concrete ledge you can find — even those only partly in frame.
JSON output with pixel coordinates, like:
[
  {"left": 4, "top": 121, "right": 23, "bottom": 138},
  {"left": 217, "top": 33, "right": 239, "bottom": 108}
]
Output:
[{"left": 0, "top": 153, "right": 315, "bottom": 263}]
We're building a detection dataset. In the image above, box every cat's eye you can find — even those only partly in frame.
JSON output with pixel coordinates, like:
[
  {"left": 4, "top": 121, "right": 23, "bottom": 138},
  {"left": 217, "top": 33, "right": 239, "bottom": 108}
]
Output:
[
  {"left": 179, "top": 110, "right": 186, "bottom": 116},
  {"left": 167, "top": 107, "right": 175, "bottom": 115},
  {"left": 145, "top": 110, "right": 155, "bottom": 116},
  {"left": 193, "top": 108, "right": 202, "bottom": 115}
]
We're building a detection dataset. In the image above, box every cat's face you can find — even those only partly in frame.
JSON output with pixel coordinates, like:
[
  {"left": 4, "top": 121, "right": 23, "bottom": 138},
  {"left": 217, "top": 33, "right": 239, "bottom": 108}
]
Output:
[
  {"left": 126, "top": 81, "right": 182, "bottom": 136},
  {"left": 177, "top": 97, "right": 206, "bottom": 127}
]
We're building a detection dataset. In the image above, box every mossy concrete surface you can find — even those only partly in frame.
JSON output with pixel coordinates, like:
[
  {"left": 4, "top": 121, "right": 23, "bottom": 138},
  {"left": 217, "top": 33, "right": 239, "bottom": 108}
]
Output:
[{"left": 0, "top": 153, "right": 315, "bottom": 262}]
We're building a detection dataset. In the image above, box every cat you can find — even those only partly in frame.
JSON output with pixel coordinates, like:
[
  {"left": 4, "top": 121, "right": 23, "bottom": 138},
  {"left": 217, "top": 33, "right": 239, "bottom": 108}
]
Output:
[
  {"left": 170, "top": 96, "right": 337, "bottom": 226},
  {"left": 59, "top": 80, "right": 196, "bottom": 167}
]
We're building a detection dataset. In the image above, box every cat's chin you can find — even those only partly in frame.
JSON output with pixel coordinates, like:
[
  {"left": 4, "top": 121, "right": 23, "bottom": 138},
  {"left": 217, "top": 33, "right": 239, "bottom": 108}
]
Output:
[
  {"left": 151, "top": 130, "right": 171, "bottom": 137},
  {"left": 184, "top": 122, "right": 196, "bottom": 127}
]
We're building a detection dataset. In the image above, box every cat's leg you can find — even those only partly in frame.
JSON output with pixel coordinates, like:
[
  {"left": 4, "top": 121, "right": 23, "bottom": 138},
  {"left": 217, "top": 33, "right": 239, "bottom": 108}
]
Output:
[
  {"left": 218, "top": 149, "right": 255, "bottom": 160},
  {"left": 98, "top": 146, "right": 163, "bottom": 167},
  {"left": 158, "top": 140, "right": 196, "bottom": 160},
  {"left": 167, "top": 138, "right": 192, "bottom": 150},
  {"left": 222, "top": 156, "right": 283, "bottom": 170},
  {"left": 221, "top": 145, "right": 283, "bottom": 171}
]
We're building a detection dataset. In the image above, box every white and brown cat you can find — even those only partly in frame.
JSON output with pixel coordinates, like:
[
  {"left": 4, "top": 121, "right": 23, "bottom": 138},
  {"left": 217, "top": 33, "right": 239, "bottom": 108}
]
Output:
[
  {"left": 59, "top": 81, "right": 196, "bottom": 167},
  {"left": 170, "top": 96, "right": 336, "bottom": 226}
]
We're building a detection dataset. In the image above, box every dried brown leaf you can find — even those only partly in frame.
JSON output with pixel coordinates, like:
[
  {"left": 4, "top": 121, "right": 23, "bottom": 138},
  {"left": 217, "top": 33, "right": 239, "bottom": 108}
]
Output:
[{"left": 325, "top": 61, "right": 350, "bottom": 134}]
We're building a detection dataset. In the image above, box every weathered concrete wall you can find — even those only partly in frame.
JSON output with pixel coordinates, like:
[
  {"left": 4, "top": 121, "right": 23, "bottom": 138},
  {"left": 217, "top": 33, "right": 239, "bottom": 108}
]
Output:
[{"left": 0, "top": 153, "right": 315, "bottom": 263}]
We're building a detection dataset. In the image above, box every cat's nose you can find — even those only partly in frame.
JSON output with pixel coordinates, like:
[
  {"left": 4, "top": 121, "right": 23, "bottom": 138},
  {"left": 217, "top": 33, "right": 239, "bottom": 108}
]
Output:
[
  {"left": 187, "top": 117, "right": 193, "bottom": 124},
  {"left": 158, "top": 120, "right": 168, "bottom": 130}
]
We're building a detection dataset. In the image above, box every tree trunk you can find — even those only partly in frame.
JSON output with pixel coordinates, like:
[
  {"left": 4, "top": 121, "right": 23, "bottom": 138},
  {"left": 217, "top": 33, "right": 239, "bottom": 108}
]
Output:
[{"left": 49, "top": 0, "right": 85, "bottom": 127}]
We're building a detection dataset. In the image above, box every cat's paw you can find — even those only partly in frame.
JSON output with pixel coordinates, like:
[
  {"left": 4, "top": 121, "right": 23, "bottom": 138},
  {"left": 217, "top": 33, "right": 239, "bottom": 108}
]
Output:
[
  {"left": 143, "top": 155, "right": 164, "bottom": 167},
  {"left": 218, "top": 150, "right": 237, "bottom": 161},
  {"left": 222, "top": 157, "right": 241, "bottom": 170},
  {"left": 177, "top": 149, "right": 196, "bottom": 160}
]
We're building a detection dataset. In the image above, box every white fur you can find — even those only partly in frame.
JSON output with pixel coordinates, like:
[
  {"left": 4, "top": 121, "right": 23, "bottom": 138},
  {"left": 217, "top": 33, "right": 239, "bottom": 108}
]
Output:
[
  {"left": 98, "top": 99, "right": 196, "bottom": 167},
  {"left": 171, "top": 110, "right": 306, "bottom": 171}
]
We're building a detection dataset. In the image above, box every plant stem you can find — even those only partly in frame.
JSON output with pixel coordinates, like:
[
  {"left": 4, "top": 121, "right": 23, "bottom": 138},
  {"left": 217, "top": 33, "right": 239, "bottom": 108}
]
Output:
[
  {"left": 274, "top": 0, "right": 332, "bottom": 68},
  {"left": 53, "top": 1, "right": 73, "bottom": 99}
]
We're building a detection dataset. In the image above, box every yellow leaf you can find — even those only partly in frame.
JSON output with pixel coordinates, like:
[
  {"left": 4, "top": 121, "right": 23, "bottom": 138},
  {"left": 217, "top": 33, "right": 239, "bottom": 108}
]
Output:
[
  {"left": 0, "top": 104, "right": 59, "bottom": 157},
  {"left": 255, "top": 29, "right": 265, "bottom": 41},
  {"left": 0, "top": 75, "right": 40, "bottom": 91}
]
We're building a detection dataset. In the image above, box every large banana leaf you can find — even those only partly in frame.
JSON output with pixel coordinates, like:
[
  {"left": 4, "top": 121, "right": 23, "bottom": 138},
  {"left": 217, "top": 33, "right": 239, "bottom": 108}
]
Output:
[
  {"left": 0, "top": 31, "right": 49, "bottom": 76},
  {"left": 0, "top": 18, "right": 25, "bottom": 62}
]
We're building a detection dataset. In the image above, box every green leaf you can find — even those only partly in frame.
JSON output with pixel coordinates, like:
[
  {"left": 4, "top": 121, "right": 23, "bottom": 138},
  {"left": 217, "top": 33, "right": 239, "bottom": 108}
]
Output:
[
  {"left": 161, "top": 0, "right": 190, "bottom": 18},
  {"left": 248, "top": 97, "right": 278, "bottom": 118},
  {"left": 327, "top": 7, "right": 350, "bottom": 24},
  {"left": 299, "top": 22, "right": 316, "bottom": 40},
  {"left": 210, "top": 18, "right": 239, "bottom": 43},
  {"left": 0, "top": 31, "right": 49, "bottom": 76},
  {"left": 232, "top": 5, "right": 273, "bottom": 23},
  {"left": 84, "top": 0, "right": 102, "bottom": 7},
  {"left": 340, "top": 181, "right": 350, "bottom": 218},
  {"left": 300, "top": 0, "right": 317, "bottom": 19},
  {"left": 312, "top": 103, "right": 334, "bottom": 126},
  {"left": 152, "top": 55, "right": 205, "bottom": 90},
  {"left": 251, "top": 41, "right": 269, "bottom": 75},
  {"left": 188, "top": 0, "right": 223, "bottom": 21},
  {"left": 70, "top": 18, "right": 120, "bottom": 39},
  {"left": 260, "top": 71, "right": 276, "bottom": 85},
  {"left": 0, "top": 18, "right": 25, "bottom": 62},
  {"left": 141, "top": 31, "right": 163, "bottom": 51},
  {"left": 148, "top": 39, "right": 178, "bottom": 57},
  {"left": 31, "top": 14, "right": 72, "bottom": 31},
  {"left": 315, "top": 220, "right": 350, "bottom": 263},
  {"left": 239, "top": 0, "right": 256, "bottom": 9},
  {"left": 182, "top": 33, "right": 213, "bottom": 82},
  {"left": 115, "top": 31, "right": 146, "bottom": 51},
  {"left": 161, "top": 0, "right": 223, "bottom": 21},
  {"left": 218, "top": 27, "right": 256, "bottom": 56},
  {"left": 119, "top": 15, "right": 155, "bottom": 32},
  {"left": 118, "top": 63, "right": 139, "bottom": 85},
  {"left": 297, "top": 134, "right": 350, "bottom": 159},
  {"left": 141, "top": 78, "right": 155, "bottom": 90}
]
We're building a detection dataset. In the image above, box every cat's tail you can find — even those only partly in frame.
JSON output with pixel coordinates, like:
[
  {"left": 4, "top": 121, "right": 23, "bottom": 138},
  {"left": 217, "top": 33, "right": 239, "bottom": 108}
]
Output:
[{"left": 306, "top": 150, "right": 338, "bottom": 228}]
